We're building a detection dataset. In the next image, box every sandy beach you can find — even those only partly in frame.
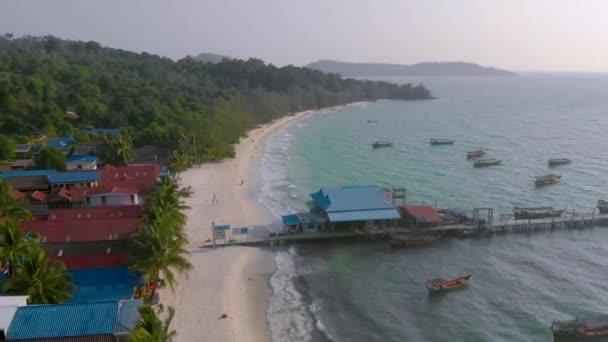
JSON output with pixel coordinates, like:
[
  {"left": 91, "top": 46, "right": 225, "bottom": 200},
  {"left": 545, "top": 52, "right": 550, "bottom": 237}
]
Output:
[{"left": 160, "top": 109, "right": 316, "bottom": 342}]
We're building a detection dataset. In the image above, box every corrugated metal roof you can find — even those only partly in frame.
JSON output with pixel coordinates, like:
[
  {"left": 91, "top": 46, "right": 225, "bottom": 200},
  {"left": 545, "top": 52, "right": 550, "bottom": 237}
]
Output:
[
  {"left": 312, "top": 186, "right": 393, "bottom": 213},
  {"left": 23, "top": 218, "right": 139, "bottom": 242},
  {"left": 66, "top": 155, "right": 98, "bottom": 163},
  {"left": 48, "top": 171, "right": 101, "bottom": 183},
  {"left": 0, "top": 306, "right": 18, "bottom": 331},
  {"left": 15, "top": 144, "right": 32, "bottom": 153},
  {"left": 47, "top": 205, "right": 143, "bottom": 221},
  {"left": 0, "top": 169, "right": 56, "bottom": 178},
  {"left": 6, "top": 300, "right": 142, "bottom": 339},
  {"left": 402, "top": 206, "right": 443, "bottom": 223},
  {"left": 327, "top": 208, "right": 401, "bottom": 223},
  {"left": 11, "top": 159, "right": 34, "bottom": 168}
]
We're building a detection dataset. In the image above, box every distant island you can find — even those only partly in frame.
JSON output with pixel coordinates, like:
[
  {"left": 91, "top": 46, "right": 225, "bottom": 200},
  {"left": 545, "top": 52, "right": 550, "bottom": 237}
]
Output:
[
  {"left": 193, "top": 52, "right": 233, "bottom": 63},
  {"left": 306, "top": 60, "right": 516, "bottom": 77}
]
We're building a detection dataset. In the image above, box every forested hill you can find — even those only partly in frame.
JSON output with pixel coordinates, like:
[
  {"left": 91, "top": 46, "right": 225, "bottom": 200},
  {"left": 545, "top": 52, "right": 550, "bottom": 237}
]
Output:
[
  {"left": 0, "top": 35, "right": 431, "bottom": 160},
  {"left": 306, "top": 60, "right": 516, "bottom": 76}
]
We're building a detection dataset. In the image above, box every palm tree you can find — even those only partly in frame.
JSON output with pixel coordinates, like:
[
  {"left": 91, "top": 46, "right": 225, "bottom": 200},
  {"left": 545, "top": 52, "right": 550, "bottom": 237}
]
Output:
[
  {"left": 0, "top": 180, "right": 32, "bottom": 221},
  {"left": 100, "top": 132, "right": 134, "bottom": 166},
  {"left": 3, "top": 244, "right": 75, "bottom": 304},
  {"left": 0, "top": 219, "right": 30, "bottom": 277},
  {"left": 129, "top": 305, "right": 176, "bottom": 342},
  {"left": 129, "top": 213, "right": 192, "bottom": 295},
  {"left": 141, "top": 175, "right": 190, "bottom": 238}
]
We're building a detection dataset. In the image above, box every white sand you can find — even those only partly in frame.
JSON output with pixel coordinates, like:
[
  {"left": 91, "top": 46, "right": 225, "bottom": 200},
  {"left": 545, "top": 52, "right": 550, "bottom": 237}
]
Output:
[{"left": 161, "top": 110, "right": 313, "bottom": 342}]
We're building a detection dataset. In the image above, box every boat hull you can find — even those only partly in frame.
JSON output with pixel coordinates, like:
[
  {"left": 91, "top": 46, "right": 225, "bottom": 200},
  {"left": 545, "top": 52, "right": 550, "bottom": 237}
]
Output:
[
  {"left": 549, "top": 159, "right": 572, "bottom": 167},
  {"left": 474, "top": 160, "right": 501, "bottom": 168},
  {"left": 426, "top": 275, "right": 471, "bottom": 294},
  {"left": 513, "top": 210, "right": 564, "bottom": 220}
]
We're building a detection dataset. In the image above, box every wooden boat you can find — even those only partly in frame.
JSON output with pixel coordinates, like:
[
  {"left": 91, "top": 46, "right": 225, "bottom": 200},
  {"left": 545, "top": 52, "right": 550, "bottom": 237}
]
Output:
[
  {"left": 426, "top": 274, "right": 472, "bottom": 294},
  {"left": 390, "top": 236, "right": 433, "bottom": 249},
  {"left": 372, "top": 141, "right": 393, "bottom": 149},
  {"left": 597, "top": 200, "right": 608, "bottom": 214},
  {"left": 430, "top": 138, "right": 455, "bottom": 145},
  {"left": 367, "top": 120, "right": 378, "bottom": 123},
  {"left": 535, "top": 174, "right": 561, "bottom": 187},
  {"left": 552, "top": 316, "right": 608, "bottom": 339},
  {"left": 548, "top": 158, "right": 572, "bottom": 167},
  {"left": 466, "top": 149, "right": 485, "bottom": 159},
  {"left": 473, "top": 158, "right": 501, "bottom": 168},
  {"left": 513, "top": 206, "right": 564, "bottom": 220}
]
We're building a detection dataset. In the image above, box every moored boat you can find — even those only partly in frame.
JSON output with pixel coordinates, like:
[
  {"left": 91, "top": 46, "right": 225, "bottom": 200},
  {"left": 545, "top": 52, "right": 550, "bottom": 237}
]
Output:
[
  {"left": 473, "top": 158, "right": 501, "bottom": 168},
  {"left": 535, "top": 174, "right": 561, "bottom": 187},
  {"left": 426, "top": 274, "right": 472, "bottom": 294},
  {"left": 548, "top": 158, "right": 572, "bottom": 167},
  {"left": 597, "top": 200, "right": 608, "bottom": 214},
  {"left": 372, "top": 141, "right": 393, "bottom": 149},
  {"left": 551, "top": 316, "right": 608, "bottom": 339},
  {"left": 430, "top": 138, "right": 455, "bottom": 145},
  {"left": 466, "top": 149, "right": 485, "bottom": 159},
  {"left": 513, "top": 206, "right": 564, "bottom": 220}
]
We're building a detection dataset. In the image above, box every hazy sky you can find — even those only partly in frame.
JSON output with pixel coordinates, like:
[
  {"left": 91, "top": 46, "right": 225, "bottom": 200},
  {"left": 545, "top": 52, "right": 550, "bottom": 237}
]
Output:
[{"left": 1, "top": 0, "right": 607, "bottom": 72}]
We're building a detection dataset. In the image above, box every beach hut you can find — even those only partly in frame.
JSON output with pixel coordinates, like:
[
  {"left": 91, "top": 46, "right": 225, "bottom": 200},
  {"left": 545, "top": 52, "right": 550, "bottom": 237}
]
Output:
[{"left": 399, "top": 205, "right": 443, "bottom": 227}]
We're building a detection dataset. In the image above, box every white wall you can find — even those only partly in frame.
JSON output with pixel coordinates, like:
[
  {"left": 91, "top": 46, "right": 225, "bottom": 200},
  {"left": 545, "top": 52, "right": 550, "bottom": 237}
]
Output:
[{"left": 66, "top": 160, "right": 97, "bottom": 171}]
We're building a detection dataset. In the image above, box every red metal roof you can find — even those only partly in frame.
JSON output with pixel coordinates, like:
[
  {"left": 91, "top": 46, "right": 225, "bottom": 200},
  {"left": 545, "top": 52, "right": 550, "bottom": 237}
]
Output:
[
  {"left": 50, "top": 253, "right": 128, "bottom": 270},
  {"left": 23, "top": 218, "right": 139, "bottom": 243},
  {"left": 47, "top": 205, "right": 143, "bottom": 221},
  {"left": 401, "top": 206, "right": 443, "bottom": 224},
  {"left": 30, "top": 190, "right": 49, "bottom": 202},
  {"left": 99, "top": 164, "right": 159, "bottom": 196},
  {"left": 11, "top": 189, "right": 26, "bottom": 200}
]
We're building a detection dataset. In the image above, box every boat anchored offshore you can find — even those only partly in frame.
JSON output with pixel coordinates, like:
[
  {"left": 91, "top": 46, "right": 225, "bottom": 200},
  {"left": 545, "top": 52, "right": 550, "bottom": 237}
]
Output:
[
  {"left": 513, "top": 206, "right": 564, "bottom": 220},
  {"left": 551, "top": 316, "right": 608, "bottom": 339},
  {"left": 426, "top": 273, "right": 472, "bottom": 294},
  {"left": 466, "top": 149, "right": 485, "bottom": 159},
  {"left": 372, "top": 141, "right": 393, "bottom": 149},
  {"left": 430, "top": 138, "right": 455, "bottom": 145},
  {"left": 535, "top": 174, "right": 561, "bottom": 187},
  {"left": 598, "top": 200, "right": 608, "bottom": 214},
  {"left": 548, "top": 158, "right": 572, "bottom": 167},
  {"left": 473, "top": 158, "right": 501, "bottom": 168}
]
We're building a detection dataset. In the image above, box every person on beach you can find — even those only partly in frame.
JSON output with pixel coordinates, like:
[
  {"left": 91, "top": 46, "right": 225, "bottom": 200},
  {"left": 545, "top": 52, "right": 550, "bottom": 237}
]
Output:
[
  {"left": 212, "top": 193, "right": 217, "bottom": 205},
  {"left": 240, "top": 178, "right": 244, "bottom": 185}
]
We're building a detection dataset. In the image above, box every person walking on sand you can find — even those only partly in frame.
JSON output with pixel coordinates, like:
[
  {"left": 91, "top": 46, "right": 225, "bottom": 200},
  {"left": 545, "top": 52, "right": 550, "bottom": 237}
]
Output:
[
  {"left": 240, "top": 178, "right": 244, "bottom": 185},
  {"left": 212, "top": 193, "right": 217, "bottom": 206}
]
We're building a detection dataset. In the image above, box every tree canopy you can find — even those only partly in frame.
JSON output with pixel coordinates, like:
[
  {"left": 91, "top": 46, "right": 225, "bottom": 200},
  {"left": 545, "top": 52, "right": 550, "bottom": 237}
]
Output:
[
  {"left": 0, "top": 135, "right": 16, "bottom": 160},
  {"left": 0, "top": 35, "right": 431, "bottom": 162},
  {"left": 34, "top": 147, "right": 66, "bottom": 170}
]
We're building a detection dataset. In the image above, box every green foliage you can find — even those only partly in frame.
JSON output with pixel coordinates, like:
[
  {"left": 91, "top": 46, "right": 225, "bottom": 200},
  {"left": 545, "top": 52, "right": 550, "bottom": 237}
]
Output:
[
  {"left": 0, "top": 180, "right": 32, "bottom": 221},
  {"left": 0, "top": 219, "right": 30, "bottom": 277},
  {"left": 34, "top": 147, "right": 66, "bottom": 171},
  {"left": 98, "top": 132, "right": 134, "bottom": 166},
  {"left": 0, "top": 134, "right": 16, "bottom": 160},
  {"left": 129, "top": 305, "right": 177, "bottom": 342}
]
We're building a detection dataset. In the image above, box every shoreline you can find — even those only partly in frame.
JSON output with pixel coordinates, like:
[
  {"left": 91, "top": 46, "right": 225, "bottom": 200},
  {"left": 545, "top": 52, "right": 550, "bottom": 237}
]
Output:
[{"left": 163, "top": 104, "right": 359, "bottom": 341}]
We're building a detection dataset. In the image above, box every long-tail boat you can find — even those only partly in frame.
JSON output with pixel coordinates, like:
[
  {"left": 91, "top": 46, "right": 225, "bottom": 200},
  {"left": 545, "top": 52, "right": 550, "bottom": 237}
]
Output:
[
  {"left": 473, "top": 158, "right": 501, "bottom": 168},
  {"left": 552, "top": 316, "right": 608, "bottom": 339},
  {"left": 513, "top": 207, "right": 564, "bottom": 220},
  {"left": 426, "top": 274, "right": 472, "bottom": 294},
  {"left": 372, "top": 141, "right": 393, "bottom": 149},
  {"left": 535, "top": 174, "right": 561, "bottom": 187},
  {"left": 548, "top": 158, "right": 572, "bottom": 167},
  {"left": 466, "top": 149, "right": 485, "bottom": 159},
  {"left": 430, "top": 138, "right": 455, "bottom": 145}
]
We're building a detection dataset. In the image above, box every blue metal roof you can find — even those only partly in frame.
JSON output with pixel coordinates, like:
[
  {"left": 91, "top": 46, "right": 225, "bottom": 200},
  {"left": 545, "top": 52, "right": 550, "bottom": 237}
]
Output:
[
  {"left": 327, "top": 209, "right": 401, "bottom": 222},
  {"left": 311, "top": 186, "right": 394, "bottom": 213},
  {"left": 6, "top": 300, "right": 142, "bottom": 339},
  {"left": 48, "top": 171, "right": 101, "bottom": 183},
  {"left": 282, "top": 214, "right": 301, "bottom": 226},
  {"left": 66, "top": 155, "right": 98, "bottom": 163},
  {"left": 89, "top": 128, "right": 120, "bottom": 135},
  {"left": 0, "top": 169, "right": 56, "bottom": 178}
]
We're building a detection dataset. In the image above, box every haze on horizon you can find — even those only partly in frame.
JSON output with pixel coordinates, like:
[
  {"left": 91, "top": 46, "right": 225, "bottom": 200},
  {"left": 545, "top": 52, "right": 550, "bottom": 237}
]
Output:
[{"left": 1, "top": 0, "right": 607, "bottom": 72}]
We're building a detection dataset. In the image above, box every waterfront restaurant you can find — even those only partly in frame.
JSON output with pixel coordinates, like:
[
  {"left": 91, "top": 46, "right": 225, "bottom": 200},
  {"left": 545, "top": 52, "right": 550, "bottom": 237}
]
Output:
[{"left": 282, "top": 186, "right": 401, "bottom": 233}]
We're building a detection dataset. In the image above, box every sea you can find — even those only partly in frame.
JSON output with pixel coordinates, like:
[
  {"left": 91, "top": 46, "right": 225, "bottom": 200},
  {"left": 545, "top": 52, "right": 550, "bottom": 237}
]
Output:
[{"left": 259, "top": 74, "right": 608, "bottom": 342}]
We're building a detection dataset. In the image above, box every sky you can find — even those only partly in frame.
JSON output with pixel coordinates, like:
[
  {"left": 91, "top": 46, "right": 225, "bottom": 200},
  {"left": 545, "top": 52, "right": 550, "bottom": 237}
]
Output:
[{"left": 1, "top": 0, "right": 608, "bottom": 72}]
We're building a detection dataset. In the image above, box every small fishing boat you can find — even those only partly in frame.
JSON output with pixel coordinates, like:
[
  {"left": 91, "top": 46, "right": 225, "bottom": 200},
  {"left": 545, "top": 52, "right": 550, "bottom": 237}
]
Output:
[
  {"left": 466, "top": 149, "right": 485, "bottom": 159},
  {"left": 597, "top": 200, "right": 608, "bottom": 214},
  {"left": 513, "top": 206, "right": 564, "bottom": 220},
  {"left": 426, "top": 274, "right": 472, "bottom": 294},
  {"left": 372, "top": 141, "right": 393, "bottom": 149},
  {"left": 473, "top": 158, "right": 501, "bottom": 168},
  {"left": 430, "top": 138, "right": 455, "bottom": 145},
  {"left": 367, "top": 120, "right": 378, "bottom": 123},
  {"left": 390, "top": 236, "right": 433, "bottom": 249},
  {"left": 551, "top": 316, "right": 608, "bottom": 339},
  {"left": 535, "top": 174, "right": 561, "bottom": 187},
  {"left": 548, "top": 158, "right": 572, "bottom": 167}
]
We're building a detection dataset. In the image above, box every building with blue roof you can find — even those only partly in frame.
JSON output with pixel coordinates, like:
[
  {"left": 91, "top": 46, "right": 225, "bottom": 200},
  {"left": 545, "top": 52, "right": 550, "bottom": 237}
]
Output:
[
  {"left": 49, "top": 171, "right": 101, "bottom": 191},
  {"left": 88, "top": 128, "right": 120, "bottom": 135},
  {"left": 66, "top": 155, "right": 98, "bottom": 171},
  {"left": 0, "top": 170, "right": 56, "bottom": 192},
  {"left": 282, "top": 186, "right": 401, "bottom": 233},
  {"left": 47, "top": 137, "right": 76, "bottom": 148},
  {"left": 6, "top": 299, "right": 142, "bottom": 341}
]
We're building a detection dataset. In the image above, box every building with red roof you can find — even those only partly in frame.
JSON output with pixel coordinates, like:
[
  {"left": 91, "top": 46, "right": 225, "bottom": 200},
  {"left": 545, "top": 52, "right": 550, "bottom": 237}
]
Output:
[
  {"left": 399, "top": 205, "right": 443, "bottom": 227},
  {"left": 23, "top": 217, "right": 139, "bottom": 243},
  {"left": 99, "top": 164, "right": 160, "bottom": 196}
]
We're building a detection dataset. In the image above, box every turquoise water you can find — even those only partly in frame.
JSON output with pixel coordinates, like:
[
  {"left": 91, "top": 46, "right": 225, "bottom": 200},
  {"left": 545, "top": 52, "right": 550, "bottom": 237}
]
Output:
[{"left": 261, "top": 74, "right": 608, "bottom": 342}]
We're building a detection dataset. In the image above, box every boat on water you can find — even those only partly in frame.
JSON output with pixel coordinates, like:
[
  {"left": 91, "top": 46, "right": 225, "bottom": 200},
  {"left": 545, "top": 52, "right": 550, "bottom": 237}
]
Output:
[
  {"left": 535, "top": 174, "right": 561, "bottom": 187},
  {"left": 466, "top": 149, "right": 485, "bottom": 159},
  {"left": 367, "top": 120, "right": 378, "bottom": 123},
  {"left": 426, "top": 274, "right": 472, "bottom": 294},
  {"left": 551, "top": 316, "right": 608, "bottom": 339},
  {"left": 548, "top": 158, "right": 572, "bottom": 167},
  {"left": 473, "top": 158, "right": 501, "bottom": 168},
  {"left": 390, "top": 236, "right": 433, "bottom": 249},
  {"left": 372, "top": 141, "right": 393, "bottom": 149},
  {"left": 513, "top": 206, "right": 564, "bottom": 220},
  {"left": 430, "top": 138, "right": 455, "bottom": 145},
  {"left": 598, "top": 200, "right": 608, "bottom": 214}
]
